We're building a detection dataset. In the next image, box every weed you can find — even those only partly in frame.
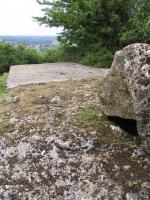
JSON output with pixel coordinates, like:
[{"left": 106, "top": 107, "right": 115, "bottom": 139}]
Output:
[
  {"left": 75, "top": 111, "right": 97, "bottom": 126},
  {"left": 0, "top": 73, "right": 7, "bottom": 98},
  {"left": 126, "top": 180, "right": 138, "bottom": 188},
  {"left": 0, "top": 73, "right": 7, "bottom": 102},
  {"left": 85, "top": 103, "right": 101, "bottom": 112},
  {"left": 30, "top": 108, "right": 40, "bottom": 115},
  {"left": 0, "top": 121, "right": 12, "bottom": 135}
]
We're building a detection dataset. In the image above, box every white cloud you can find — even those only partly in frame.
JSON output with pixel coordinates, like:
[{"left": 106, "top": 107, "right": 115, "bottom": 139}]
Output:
[{"left": 0, "top": 0, "right": 62, "bottom": 36}]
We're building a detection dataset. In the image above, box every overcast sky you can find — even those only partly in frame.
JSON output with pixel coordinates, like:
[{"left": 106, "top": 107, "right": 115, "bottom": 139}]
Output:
[{"left": 0, "top": 0, "right": 62, "bottom": 36}]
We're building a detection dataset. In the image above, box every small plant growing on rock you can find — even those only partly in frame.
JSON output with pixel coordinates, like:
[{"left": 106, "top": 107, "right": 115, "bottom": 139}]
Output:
[{"left": 126, "top": 180, "right": 138, "bottom": 188}]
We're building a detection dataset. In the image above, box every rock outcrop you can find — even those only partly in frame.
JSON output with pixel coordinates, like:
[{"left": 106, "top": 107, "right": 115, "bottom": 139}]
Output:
[{"left": 98, "top": 43, "right": 150, "bottom": 152}]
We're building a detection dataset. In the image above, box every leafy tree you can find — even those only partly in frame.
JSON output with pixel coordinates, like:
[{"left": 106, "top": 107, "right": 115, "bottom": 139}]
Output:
[
  {"left": 35, "top": 0, "right": 150, "bottom": 54},
  {"left": 120, "top": 0, "right": 150, "bottom": 45}
]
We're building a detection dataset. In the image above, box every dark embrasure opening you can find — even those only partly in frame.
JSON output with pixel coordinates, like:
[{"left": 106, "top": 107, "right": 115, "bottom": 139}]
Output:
[{"left": 108, "top": 116, "right": 138, "bottom": 136}]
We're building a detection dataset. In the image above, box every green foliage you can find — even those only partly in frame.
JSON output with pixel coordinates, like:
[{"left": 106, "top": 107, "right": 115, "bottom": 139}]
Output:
[
  {"left": 0, "top": 73, "right": 7, "bottom": 97},
  {"left": 42, "top": 47, "right": 64, "bottom": 62},
  {"left": 42, "top": 45, "right": 82, "bottom": 63},
  {"left": 0, "top": 42, "right": 42, "bottom": 74},
  {"left": 75, "top": 111, "right": 97, "bottom": 125},
  {"left": 81, "top": 45, "right": 113, "bottom": 68},
  {"left": 42, "top": 44, "right": 113, "bottom": 68},
  {"left": 35, "top": 0, "right": 150, "bottom": 67},
  {"left": 120, "top": 0, "right": 150, "bottom": 45},
  {"left": 24, "top": 48, "right": 42, "bottom": 64},
  {"left": 0, "top": 42, "right": 17, "bottom": 74},
  {"left": 15, "top": 44, "right": 42, "bottom": 64},
  {"left": 0, "top": 121, "right": 12, "bottom": 135},
  {"left": 126, "top": 180, "right": 138, "bottom": 188}
]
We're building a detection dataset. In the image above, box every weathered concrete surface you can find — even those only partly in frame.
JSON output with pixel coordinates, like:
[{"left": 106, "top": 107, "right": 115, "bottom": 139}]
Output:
[
  {"left": 7, "top": 62, "right": 109, "bottom": 88},
  {"left": 98, "top": 43, "right": 150, "bottom": 153}
]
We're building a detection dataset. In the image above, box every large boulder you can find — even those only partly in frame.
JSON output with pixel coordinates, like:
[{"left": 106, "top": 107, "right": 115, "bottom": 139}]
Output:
[{"left": 98, "top": 43, "right": 150, "bottom": 152}]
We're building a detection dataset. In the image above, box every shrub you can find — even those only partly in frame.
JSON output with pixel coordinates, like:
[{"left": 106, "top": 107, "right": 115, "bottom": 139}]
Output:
[
  {"left": 80, "top": 46, "right": 113, "bottom": 68},
  {"left": 42, "top": 45, "right": 81, "bottom": 63},
  {"left": 24, "top": 48, "right": 42, "bottom": 64},
  {"left": 42, "top": 47, "right": 64, "bottom": 63},
  {"left": 0, "top": 42, "right": 17, "bottom": 74},
  {"left": 15, "top": 44, "right": 42, "bottom": 64},
  {"left": 0, "top": 42, "right": 43, "bottom": 74},
  {"left": 75, "top": 111, "right": 97, "bottom": 126}
]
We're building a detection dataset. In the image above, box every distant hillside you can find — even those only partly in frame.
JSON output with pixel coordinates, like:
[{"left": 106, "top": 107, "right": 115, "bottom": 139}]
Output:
[{"left": 0, "top": 35, "right": 58, "bottom": 51}]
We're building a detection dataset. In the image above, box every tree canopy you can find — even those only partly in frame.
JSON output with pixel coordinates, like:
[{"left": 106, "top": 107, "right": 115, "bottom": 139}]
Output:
[{"left": 35, "top": 0, "right": 150, "bottom": 52}]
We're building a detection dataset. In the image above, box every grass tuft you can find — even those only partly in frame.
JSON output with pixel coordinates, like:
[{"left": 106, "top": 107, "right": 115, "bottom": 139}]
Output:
[
  {"left": 0, "top": 121, "right": 12, "bottom": 135},
  {"left": 0, "top": 73, "right": 7, "bottom": 98},
  {"left": 75, "top": 111, "right": 97, "bottom": 126}
]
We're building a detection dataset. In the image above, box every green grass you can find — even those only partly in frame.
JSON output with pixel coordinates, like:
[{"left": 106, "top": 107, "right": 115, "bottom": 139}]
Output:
[
  {"left": 75, "top": 111, "right": 98, "bottom": 126},
  {"left": 0, "top": 121, "right": 12, "bottom": 135},
  {"left": 0, "top": 73, "right": 7, "bottom": 98},
  {"left": 126, "top": 180, "right": 139, "bottom": 189}
]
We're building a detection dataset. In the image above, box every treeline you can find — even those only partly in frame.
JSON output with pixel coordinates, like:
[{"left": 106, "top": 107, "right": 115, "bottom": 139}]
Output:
[
  {"left": 0, "top": 42, "right": 41, "bottom": 74},
  {"left": 1, "top": 41, "right": 109, "bottom": 75},
  {"left": 0, "top": 42, "right": 73, "bottom": 74},
  {"left": 35, "top": 0, "right": 150, "bottom": 66}
]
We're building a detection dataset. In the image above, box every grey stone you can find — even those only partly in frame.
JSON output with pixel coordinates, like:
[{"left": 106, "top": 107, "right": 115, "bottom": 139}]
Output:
[
  {"left": 123, "top": 165, "right": 131, "bottom": 171},
  {"left": 10, "top": 118, "right": 18, "bottom": 125},
  {"left": 126, "top": 193, "right": 139, "bottom": 200},
  {"left": 13, "top": 96, "right": 20, "bottom": 103},
  {"left": 51, "top": 96, "right": 61, "bottom": 104},
  {"left": 99, "top": 71, "right": 135, "bottom": 119},
  {"left": 98, "top": 43, "right": 150, "bottom": 152}
]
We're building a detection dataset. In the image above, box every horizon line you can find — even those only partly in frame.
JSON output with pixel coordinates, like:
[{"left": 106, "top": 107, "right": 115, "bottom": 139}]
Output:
[{"left": 0, "top": 35, "right": 58, "bottom": 37}]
